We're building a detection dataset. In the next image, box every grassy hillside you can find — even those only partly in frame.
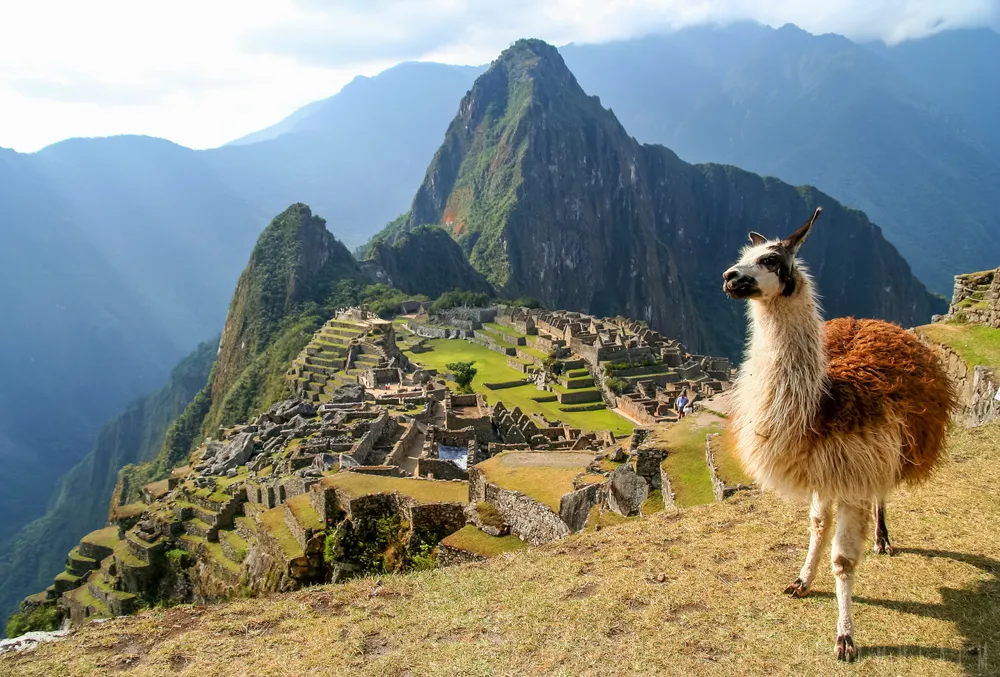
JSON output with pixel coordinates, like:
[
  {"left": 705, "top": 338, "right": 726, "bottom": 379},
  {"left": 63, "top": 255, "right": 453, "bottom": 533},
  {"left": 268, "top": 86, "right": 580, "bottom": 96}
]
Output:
[{"left": 7, "top": 421, "right": 997, "bottom": 675}]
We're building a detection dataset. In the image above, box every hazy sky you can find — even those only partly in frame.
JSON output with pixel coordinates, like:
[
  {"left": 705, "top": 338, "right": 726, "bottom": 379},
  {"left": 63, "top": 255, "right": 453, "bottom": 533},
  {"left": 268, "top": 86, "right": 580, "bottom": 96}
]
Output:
[{"left": 1, "top": 0, "right": 998, "bottom": 152}]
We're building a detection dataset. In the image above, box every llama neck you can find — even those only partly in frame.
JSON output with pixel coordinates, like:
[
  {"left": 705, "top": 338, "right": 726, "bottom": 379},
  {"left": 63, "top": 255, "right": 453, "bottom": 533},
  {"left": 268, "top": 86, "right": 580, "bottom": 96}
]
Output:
[{"left": 742, "top": 284, "right": 826, "bottom": 434}]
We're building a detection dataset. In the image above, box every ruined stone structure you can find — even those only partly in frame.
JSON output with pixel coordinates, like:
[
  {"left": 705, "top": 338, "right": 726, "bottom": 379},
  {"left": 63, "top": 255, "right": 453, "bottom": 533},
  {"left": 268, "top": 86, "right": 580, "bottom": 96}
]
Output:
[
  {"left": 926, "top": 265, "right": 1000, "bottom": 428},
  {"left": 494, "top": 306, "right": 732, "bottom": 423},
  {"left": 288, "top": 311, "right": 406, "bottom": 403},
  {"left": 944, "top": 267, "right": 1000, "bottom": 328}
]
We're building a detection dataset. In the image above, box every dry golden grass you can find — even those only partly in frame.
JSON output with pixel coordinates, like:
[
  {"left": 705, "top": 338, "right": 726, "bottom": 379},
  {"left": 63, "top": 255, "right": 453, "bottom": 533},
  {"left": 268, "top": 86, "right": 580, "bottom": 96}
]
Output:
[
  {"left": 6, "top": 422, "right": 999, "bottom": 676},
  {"left": 318, "top": 473, "right": 469, "bottom": 505},
  {"left": 475, "top": 452, "right": 594, "bottom": 510}
]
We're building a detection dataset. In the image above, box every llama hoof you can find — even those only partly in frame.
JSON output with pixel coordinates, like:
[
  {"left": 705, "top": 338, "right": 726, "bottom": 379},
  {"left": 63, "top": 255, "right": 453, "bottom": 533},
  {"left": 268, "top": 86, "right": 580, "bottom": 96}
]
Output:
[
  {"left": 783, "top": 578, "right": 810, "bottom": 598},
  {"left": 835, "top": 635, "right": 857, "bottom": 662},
  {"left": 874, "top": 539, "right": 894, "bottom": 556}
]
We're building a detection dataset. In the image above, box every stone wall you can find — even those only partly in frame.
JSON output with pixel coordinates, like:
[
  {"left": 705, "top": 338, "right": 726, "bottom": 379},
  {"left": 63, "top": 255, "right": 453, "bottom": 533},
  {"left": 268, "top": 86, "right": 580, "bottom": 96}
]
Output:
[
  {"left": 469, "top": 467, "right": 570, "bottom": 545},
  {"left": 921, "top": 335, "right": 999, "bottom": 428},
  {"left": 407, "top": 503, "right": 468, "bottom": 544},
  {"left": 947, "top": 267, "right": 1000, "bottom": 328},
  {"left": 437, "top": 543, "right": 487, "bottom": 566},
  {"left": 705, "top": 434, "right": 753, "bottom": 502},
  {"left": 351, "top": 411, "right": 390, "bottom": 465},
  {"left": 387, "top": 420, "right": 420, "bottom": 466},
  {"left": 417, "top": 458, "right": 469, "bottom": 481}
]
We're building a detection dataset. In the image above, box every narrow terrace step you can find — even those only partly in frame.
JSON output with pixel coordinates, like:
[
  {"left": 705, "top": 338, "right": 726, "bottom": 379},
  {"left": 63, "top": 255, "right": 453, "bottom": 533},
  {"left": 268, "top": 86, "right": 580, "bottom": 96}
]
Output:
[
  {"left": 53, "top": 570, "right": 83, "bottom": 594},
  {"left": 67, "top": 547, "right": 98, "bottom": 576},
  {"left": 87, "top": 573, "right": 138, "bottom": 616},
  {"left": 257, "top": 505, "right": 305, "bottom": 561},
  {"left": 182, "top": 518, "right": 219, "bottom": 542},
  {"left": 125, "top": 529, "right": 167, "bottom": 564},
  {"left": 218, "top": 529, "right": 249, "bottom": 564}
]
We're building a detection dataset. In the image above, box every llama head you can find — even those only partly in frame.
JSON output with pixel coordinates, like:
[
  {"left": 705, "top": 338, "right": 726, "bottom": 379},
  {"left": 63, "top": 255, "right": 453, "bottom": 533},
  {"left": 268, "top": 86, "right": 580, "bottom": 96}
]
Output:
[{"left": 722, "top": 207, "right": 822, "bottom": 301}]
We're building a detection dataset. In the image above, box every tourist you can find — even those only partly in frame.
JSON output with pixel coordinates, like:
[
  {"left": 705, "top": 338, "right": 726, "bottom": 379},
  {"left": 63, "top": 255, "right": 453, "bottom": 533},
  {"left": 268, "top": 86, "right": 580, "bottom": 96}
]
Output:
[{"left": 675, "top": 389, "right": 689, "bottom": 418}]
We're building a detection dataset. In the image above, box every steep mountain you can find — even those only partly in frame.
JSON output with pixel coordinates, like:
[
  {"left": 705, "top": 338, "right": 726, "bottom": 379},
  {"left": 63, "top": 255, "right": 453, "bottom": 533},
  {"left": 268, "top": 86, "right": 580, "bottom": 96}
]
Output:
[
  {"left": 363, "top": 224, "right": 495, "bottom": 298},
  {"left": 0, "top": 340, "right": 215, "bottom": 622},
  {"left": 207, "top": 62, "right": 481, "bottom": 248},
  {"left": 560, "top": 24, "right": 1000, "bottom": 294},
  {"left": 207, "top": 203, "right": 370, "bottom": 429},
  {"left": 391, "top": 39, "right": 942, "bottom": 359},
  {"left": 875, "top": 28, "right": 1000, "bottom": 153}
]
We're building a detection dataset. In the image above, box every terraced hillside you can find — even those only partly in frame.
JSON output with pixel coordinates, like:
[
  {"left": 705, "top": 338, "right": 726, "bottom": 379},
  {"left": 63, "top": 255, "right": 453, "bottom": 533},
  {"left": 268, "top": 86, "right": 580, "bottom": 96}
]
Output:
[
  {"left": 8, "top": 421, "right": 997, "bottom": 676},
  {"left": 288, "top": 315, "right": 401, "bottom": 403}
]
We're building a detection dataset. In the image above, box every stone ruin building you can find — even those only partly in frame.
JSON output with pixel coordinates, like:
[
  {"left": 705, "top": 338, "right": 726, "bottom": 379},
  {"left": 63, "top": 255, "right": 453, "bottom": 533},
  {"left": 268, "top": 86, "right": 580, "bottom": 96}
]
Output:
[{"left": 20, "top": 303, "right": 740, "bottom": 629}]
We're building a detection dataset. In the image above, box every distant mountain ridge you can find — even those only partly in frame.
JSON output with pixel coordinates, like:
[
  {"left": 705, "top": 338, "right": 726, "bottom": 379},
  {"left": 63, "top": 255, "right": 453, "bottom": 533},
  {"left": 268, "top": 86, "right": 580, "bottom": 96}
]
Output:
[{"left": 381, "top": 38, "right": 943, "bottom": 359}]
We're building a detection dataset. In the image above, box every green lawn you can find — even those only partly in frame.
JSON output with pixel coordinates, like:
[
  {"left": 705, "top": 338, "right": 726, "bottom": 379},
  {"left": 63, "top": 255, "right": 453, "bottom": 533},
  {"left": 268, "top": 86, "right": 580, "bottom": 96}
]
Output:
[
  {"left": 483, "top": 322, "right": 526, "bottom": 339},
  {"left": 439, "top": 525, "right": 527, "bottom": 557},
  {"left": 919, "top": 321, "right": 1000, "bottom": 369},
  {"left": 319, "top": 474, "right": 469, "bottom": 504},
  {"left": 404, "top": 339, "right": 632, "bottom": 437},
  {"left": 655, "top": 418, "right": 718, "bottom": 507}
]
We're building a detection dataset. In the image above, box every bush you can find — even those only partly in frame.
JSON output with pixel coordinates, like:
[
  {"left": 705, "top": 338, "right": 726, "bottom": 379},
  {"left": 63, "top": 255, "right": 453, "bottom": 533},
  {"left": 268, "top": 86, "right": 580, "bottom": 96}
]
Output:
[
  {"left": 6, "top": 605, "right": 62, "bottom": 638},
  {"left": 606, "top": 377, "right": 628, "bottom": 395},
  {"left": 407, "top": 542, "right": 437, "bottom": 572},
  {"left": 446, "top": 361, "right": 477, "bottom": 393}
]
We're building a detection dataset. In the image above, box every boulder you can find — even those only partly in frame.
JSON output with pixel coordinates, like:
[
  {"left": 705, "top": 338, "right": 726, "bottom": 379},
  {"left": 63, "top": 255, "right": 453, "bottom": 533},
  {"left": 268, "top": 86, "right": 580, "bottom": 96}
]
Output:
[
  {"left": 608, "top": 445, "right": 626, "bottom": 462},
  {"left": 330, "top": 382, "right": 365, "bottom": 404},
  {"left": 267, "top": 398, "right": 317, "bottom": 424},
  {"left": 208, "top": 432, "right": 256, "bottom": 475},
  {"left": 311, "top": 453, "right": 339, "bottom": 472},
  {"left": 607, "top": 463, "right": 649, "bottom": 516},
  {"left": 285, "top": 414, "right": 309, "bottom": 431},
  {"left": 560, "top": 483, "right": 603, "bottom": 532}
]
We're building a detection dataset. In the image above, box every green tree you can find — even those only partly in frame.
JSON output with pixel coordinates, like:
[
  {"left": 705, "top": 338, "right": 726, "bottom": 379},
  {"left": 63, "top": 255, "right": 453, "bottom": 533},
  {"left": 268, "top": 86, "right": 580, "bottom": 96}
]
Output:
[{"left": 446, "top": 361, "right": 477, "bottom": 393}]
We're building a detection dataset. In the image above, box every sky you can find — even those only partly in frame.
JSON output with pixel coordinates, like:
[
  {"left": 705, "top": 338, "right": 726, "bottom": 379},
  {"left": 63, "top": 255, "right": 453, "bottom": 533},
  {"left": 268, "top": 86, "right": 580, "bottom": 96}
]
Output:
[{"left": 1, "top": 0, "right": 998, "bottom": 153}]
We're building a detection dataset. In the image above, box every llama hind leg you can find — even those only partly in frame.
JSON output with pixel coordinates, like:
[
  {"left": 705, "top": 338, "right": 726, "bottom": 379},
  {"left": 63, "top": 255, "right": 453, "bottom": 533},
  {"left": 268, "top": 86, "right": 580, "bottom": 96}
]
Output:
[
  {"left": 873, "top": 502, "right": 893, "bottom": 555},
  {"left": 784, "top": 493, "right": 832, "bottom": 597},
  {"left": 831, "top": 500, "right": 871, "bottom": 662}
]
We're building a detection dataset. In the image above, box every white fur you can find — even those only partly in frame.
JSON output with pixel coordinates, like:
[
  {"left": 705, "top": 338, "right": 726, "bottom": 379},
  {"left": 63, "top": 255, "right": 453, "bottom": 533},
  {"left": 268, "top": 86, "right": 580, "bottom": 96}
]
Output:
[{"left": 728, "top": 235, "right": 889, "bottom": 659}]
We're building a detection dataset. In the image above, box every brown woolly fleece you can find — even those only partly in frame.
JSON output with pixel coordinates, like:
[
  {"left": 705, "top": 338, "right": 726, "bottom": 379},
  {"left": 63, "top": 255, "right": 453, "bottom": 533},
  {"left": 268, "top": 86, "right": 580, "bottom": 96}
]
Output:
[{"left": 818, "top": 318, "right": 956, "bottom": 485}]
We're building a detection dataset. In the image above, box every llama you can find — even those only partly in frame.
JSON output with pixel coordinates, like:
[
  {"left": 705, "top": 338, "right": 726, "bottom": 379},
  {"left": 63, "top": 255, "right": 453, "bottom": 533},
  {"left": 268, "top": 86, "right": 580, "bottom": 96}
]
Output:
[{"left": 722, "top": 207, "right": 955, "bottom": 661}]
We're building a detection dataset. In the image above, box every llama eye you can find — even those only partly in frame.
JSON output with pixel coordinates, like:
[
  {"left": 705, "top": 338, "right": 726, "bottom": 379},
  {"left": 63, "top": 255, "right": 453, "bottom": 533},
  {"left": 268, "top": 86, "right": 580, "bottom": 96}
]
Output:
[{"left": 760, "top": 256, "right": 779, "bottom": 267}]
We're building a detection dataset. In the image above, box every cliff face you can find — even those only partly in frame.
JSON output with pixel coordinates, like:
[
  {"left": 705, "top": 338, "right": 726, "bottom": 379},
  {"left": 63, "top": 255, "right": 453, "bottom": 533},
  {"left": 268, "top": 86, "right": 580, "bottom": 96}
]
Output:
[
  {"left": 400, "top": 39, "right": 944, "bottom": 358},
  {"left": 364, "top": 225, "right": 495, "bottom": 299}
]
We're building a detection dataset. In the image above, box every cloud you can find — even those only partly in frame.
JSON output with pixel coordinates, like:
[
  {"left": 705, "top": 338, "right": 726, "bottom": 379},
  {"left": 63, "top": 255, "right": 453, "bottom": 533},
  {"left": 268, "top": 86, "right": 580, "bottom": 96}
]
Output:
[
  {"left": 246, "top": 0, "right": 1000, "bottom": 69},
  {"left": 0, "top": 0, "right": 997, "bottom": 151}
]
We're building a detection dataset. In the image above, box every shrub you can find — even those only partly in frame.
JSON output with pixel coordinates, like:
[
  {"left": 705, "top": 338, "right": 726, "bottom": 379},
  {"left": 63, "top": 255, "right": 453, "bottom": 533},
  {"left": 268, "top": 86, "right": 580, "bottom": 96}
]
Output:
[
  {"left": 446, "top": 361, "right": 477, "bottom": 393},
  {"left": 407, "top": 542, "right": 438, "bottom": 572},
  {"left": 606, "top": 377, "right": 628, "bottom": 395},
  {"left": 6, "top": 605, "right": 62, "bottom": 638}
]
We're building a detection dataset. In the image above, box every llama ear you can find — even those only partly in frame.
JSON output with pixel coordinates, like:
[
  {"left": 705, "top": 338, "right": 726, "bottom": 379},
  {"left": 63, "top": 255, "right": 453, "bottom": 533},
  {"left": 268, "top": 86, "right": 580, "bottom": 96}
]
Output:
[
  {"left": 781, "top": 206, "right": 822, "bottom": 254},
  {"left": 748, "top": 232, "right": 768, "bottom": 246}
]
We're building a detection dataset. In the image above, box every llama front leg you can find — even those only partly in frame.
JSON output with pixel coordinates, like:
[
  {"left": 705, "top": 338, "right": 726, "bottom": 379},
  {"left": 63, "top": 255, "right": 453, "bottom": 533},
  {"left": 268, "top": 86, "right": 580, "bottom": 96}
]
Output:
[
  {"left": 784, "top": 492, "right": 832, "bottom": 597},
  {"left": 873, "top": 502, "right": 893, "bottom": 555},
  {"left": 831, "top": 500, "right": 871, "bottom": 662}
]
